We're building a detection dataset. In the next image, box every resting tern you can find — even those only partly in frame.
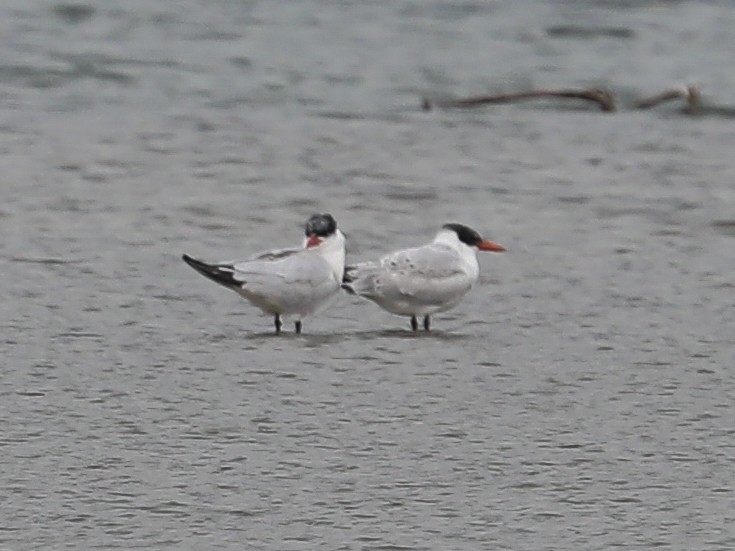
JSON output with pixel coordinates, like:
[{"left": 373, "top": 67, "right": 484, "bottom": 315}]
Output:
[
  {"left": 342, "top": 223, "right": 505, "bottom": 331},
  {"left": 183, "top": 213, "right": 345, "bottom": 334}
]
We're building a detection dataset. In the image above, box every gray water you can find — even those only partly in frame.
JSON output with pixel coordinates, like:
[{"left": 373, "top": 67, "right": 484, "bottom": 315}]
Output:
[{"left": 2, "top": 1, "right": 734, "bottom": 549}]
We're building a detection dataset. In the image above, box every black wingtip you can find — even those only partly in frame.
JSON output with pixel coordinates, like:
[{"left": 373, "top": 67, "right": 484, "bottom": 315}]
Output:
[
  {"left": 182, "top": 254, "right": 239, "bottom": 289},
  {"left": 182, "top": 253, "right": 208, "bottom": 272}
]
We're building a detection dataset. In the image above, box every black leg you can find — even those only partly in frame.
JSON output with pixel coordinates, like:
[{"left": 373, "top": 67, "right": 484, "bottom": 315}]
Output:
[
  {"left": 274, "top": 314, "right": 282, "bottom": 334},
  {"left": 295, "top": 320, "right": 302, "bottom": 334},
  {"left": 410, "top": 315, "right": 418, "bottom": 331},
  {"left": 423, "top": 315, "right": 431, "bottom": 331}
]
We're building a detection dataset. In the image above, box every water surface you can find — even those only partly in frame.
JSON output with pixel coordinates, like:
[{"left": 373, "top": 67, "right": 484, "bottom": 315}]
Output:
[{"left": 2, "top": 1, "right": 734, "bottom": 549}]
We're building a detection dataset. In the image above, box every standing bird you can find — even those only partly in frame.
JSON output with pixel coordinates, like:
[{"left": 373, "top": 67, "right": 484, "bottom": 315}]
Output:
[
  {"left": 342, "top": 223, "right": 505, "bottom": 331},
  {"left": 182, "top": 213, "right": 345, "bottom": 334}
]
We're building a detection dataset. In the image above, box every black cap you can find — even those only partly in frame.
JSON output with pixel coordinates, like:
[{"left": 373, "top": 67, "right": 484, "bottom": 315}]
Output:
[
  {"left": 305, "top": 213, "right": 337, "bottom": 237},
  {"left": 442, "top": 223, "right": 482, "bottom": 246}
]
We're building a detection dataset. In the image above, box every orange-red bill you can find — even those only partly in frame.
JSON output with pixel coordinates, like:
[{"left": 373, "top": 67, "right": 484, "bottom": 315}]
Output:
[
  {"left": 477, "top": 240, "right": 506, "bottom": 252},
  {"left": 306, "top": 234, "right": 322, "bottom": 248}
]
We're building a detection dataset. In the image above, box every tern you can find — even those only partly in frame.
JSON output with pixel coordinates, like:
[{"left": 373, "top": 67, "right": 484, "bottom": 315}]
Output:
[
  {"left": 183, "top": 213, "right": 345, "bottom": 334},
  {"left": 342, "top": 223, "right": 505, "bottom": 331}
]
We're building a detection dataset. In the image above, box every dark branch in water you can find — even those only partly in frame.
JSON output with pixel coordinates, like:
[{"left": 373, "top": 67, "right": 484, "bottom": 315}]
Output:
[
  {"left": 422, "top": 84, "right": 702, "bottom": 115},
  {"left": 634, "top": 85, "right": 700, "bottom": 114},
  {"left": 422, "top": 88, "right": 616, "bottom": 112}
]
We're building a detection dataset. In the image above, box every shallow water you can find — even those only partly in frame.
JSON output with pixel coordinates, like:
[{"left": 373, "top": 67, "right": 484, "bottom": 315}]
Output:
[{"left": 2, "top": 1, "right": 734, "bottom": 549}]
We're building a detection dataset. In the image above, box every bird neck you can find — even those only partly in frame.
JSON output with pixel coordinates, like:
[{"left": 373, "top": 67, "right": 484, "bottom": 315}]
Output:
[
  {"left": 315, "top": 230, "right": 346, "bottom": 281},
  {"left": 433, "top": 229, "right": 464, "bottom": 250},
  {"left": 433, "top": 229, "right": 479, "bottom": 276}
]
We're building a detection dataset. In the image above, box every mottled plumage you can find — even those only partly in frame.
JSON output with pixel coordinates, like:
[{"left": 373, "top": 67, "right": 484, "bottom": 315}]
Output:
[{"left": 343, "top": 223, "right": 505, "bottom": 330}]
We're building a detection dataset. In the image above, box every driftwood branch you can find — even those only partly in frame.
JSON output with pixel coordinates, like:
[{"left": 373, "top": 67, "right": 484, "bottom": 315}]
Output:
[
  {"left": 422, "top": 84, "right": 701, "bottom": 115},
  {"left": 422, "top": 88, "right": 616, "bottom": 112},
  {"left": 634, "top": 85, "right": 700, "bottom": 114}
]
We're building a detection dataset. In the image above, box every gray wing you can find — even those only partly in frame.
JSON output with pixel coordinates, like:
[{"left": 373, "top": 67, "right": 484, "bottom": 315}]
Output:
[
  {"left": 230, "top": 249, "right": 338, "bottom": 309},
  {"left": 346, "top": 244, "right": 471, "bottom": 305},
  {"left": 245, "top": 247, "right": 301, "bottom": 262},
  {"left": 233, "top": 250, "right": 334, "bottom": 287},
  {"left": 185, "top": 247, "right": 337, "bottom": 315}
]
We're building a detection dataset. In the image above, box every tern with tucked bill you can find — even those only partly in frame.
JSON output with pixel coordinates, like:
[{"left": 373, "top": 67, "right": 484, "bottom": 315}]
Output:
[{"left": 183, "top": 213, "right": 345, "bottom": 334}]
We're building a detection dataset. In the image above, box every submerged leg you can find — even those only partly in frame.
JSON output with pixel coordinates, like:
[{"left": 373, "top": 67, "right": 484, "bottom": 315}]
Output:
[
  {"left": 423, "top": 315, "right": 431, "bottom": 331},
  {"left": 410, "top": 315, "right": 418, "bottom": 332},
  {"left": 295, "top": 320, "right": 302, "bottom": 334},
  {"left": 274, "top": 314, "right": 282, "bottom": 334}
]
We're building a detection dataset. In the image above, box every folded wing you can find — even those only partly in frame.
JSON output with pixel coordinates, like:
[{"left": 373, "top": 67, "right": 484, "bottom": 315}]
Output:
[{"left": 344, "top": 245, "right": 471, "bottom": 309}]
